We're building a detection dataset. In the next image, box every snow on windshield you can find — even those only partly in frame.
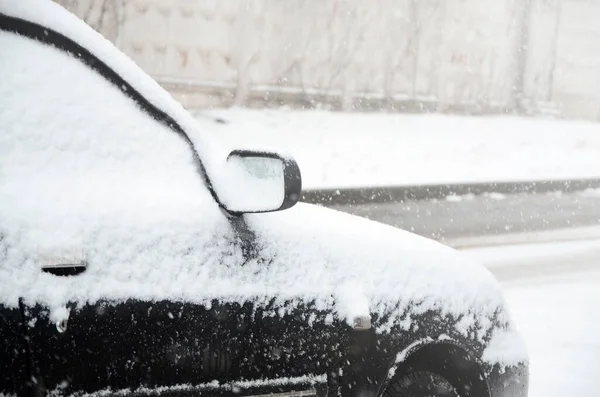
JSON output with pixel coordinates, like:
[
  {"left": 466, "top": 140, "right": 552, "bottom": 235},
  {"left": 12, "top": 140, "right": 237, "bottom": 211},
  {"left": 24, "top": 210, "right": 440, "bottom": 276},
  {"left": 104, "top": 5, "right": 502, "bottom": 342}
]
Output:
[{"left": 1, "top": 0, "right": 228, "bottom": 180}]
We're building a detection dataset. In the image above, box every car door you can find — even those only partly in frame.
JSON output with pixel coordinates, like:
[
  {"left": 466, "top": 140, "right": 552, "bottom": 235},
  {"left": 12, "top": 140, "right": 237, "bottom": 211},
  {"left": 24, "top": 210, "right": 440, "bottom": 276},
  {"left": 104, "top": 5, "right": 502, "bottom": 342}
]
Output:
[
  {"left": 0, "top": 13, "right": 249, "bottom": 396},
  {"left": 0, "top": 303, "right": 29, "bottom": 397}
]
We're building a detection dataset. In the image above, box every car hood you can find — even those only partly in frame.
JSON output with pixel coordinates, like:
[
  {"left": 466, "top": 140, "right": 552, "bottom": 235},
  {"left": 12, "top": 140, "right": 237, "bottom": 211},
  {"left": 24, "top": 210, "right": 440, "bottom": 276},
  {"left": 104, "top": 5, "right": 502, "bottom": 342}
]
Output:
[{"left": 246, "top": 203, "right": 505, "bottom": 326}]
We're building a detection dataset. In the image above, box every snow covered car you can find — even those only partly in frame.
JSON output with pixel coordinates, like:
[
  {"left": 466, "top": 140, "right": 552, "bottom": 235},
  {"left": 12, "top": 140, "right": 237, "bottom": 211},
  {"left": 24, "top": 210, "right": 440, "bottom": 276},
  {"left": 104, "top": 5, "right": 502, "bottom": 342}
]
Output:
[{"left": 0, "top": 1, "right": 528, "bottom": 397}]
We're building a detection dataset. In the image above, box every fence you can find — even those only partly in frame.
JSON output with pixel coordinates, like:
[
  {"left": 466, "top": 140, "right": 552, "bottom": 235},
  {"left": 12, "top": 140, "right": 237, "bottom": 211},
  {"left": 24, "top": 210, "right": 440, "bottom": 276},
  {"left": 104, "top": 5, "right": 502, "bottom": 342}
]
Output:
[{"left": 57, "top": 0, "right": 600, "bottom": 121}]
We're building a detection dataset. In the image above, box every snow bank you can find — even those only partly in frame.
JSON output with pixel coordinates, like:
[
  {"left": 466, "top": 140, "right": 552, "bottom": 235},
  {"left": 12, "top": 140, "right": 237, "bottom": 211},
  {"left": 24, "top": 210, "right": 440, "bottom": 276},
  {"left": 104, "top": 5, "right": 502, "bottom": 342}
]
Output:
[
  {"left": 504, "top": 270, "right": 600, "bottom": 397},
  {"left": 464, "top": 239, "right": 600, "bottom": 267},
  {"left": 201, "top": 108, "right": 600, "bottom": 189}
]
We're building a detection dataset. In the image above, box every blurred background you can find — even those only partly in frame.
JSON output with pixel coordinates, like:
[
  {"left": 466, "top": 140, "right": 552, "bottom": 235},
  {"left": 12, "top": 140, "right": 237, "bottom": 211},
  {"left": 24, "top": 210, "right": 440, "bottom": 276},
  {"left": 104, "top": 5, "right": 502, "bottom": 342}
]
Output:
[{"left": 56, "top": 0, "right": 600, "bottom": 120}]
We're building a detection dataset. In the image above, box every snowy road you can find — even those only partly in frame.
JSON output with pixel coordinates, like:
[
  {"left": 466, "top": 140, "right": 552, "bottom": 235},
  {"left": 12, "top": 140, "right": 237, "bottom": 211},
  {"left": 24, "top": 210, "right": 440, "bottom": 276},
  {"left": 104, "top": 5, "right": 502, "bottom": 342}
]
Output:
[
  {"left": 331, "top": 190, "right": 600, "bottom": 242},
  {"left": 463, "top": 241, "right": 600, "bottom": 396}
]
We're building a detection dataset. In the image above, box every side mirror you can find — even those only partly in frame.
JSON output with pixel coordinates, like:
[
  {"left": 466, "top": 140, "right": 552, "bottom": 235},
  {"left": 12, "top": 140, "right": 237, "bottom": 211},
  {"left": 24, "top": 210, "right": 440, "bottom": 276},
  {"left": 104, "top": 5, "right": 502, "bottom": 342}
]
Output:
[{"left": 216, "top": 150, "right": 302, "bottom": 214}]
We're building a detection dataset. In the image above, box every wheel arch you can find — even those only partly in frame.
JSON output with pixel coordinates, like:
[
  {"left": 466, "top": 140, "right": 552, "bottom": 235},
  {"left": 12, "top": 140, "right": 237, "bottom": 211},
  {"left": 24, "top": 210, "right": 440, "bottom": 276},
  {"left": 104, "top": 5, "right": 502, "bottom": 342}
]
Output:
[{"left": 378, "top": 338, "right": 491, "bottom": 397}]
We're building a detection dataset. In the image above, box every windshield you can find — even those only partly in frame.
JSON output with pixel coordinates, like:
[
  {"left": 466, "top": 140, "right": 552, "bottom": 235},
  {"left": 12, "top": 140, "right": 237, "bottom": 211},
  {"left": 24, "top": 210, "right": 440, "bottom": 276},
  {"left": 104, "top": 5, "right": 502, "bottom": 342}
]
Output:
[{"left": 0, "top": 25, "right": 221, "bottom": 242}]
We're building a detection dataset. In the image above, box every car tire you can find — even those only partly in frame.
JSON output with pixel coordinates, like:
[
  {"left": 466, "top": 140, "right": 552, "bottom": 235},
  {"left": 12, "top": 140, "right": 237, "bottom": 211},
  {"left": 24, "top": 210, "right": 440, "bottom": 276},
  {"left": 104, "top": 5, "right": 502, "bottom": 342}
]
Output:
[{"left": 382, "top": 370, "right": 460, "bottom": 397}]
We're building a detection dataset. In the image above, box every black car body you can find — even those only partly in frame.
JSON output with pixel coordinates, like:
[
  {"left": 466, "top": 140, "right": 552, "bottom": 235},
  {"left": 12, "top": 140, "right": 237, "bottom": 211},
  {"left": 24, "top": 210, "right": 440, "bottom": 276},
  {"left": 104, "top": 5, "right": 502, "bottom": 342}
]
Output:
[{"left": 0, "top": 1, "right": 528, "bottom": 397}]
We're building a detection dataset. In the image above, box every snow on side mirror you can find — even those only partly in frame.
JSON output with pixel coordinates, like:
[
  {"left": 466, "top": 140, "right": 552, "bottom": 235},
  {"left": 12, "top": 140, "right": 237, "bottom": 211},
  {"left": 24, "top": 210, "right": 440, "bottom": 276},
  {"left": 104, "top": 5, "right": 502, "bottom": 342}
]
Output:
[{"left": 217, "top": 150, "right": 302, "bottom": 214}]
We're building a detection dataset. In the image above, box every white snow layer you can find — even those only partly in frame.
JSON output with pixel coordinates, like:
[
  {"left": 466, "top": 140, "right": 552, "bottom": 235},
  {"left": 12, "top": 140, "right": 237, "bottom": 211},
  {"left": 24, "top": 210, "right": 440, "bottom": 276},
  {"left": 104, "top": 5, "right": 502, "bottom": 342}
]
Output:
[
  {"left": 472, "top": 240, "right": 600, "bottom": 397},
  {"left": 215, "top": 155, "right": 286, "bottom": 213},
  {"left": 506, "top": 273, "right": 600, "bottom": 397},
  {"left": 0, "top": 0, "right": 526, "bottom": 368},
  {"left": 47, "top": 374, "right": 326, "bottom": 397},
  {"left": 202, "top": 107, "right": 600, "bottom": 189},
  {"left": 0, "top": 0, "right": 229, "bottom": 183}
]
